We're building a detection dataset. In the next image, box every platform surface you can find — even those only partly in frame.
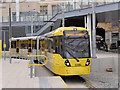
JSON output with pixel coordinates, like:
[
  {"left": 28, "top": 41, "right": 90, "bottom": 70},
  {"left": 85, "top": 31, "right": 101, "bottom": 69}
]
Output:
[{"left": 1, "top": 58, "right": 66, "bottom": 88}]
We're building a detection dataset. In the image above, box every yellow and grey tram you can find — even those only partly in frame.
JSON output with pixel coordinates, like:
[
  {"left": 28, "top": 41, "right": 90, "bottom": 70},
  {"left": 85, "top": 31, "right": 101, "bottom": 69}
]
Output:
[
  {"left": 11, "top": 27, "right": 91, "bottom": 76},
  {"left": 11, "top": 36, "right": 38, "bottom": 59}
]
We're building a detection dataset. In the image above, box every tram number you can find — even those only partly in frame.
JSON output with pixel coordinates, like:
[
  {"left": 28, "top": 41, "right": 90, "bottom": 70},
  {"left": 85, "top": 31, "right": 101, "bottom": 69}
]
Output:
[{"left": 75, "top": 64, "right": 81, "bottom": 66}]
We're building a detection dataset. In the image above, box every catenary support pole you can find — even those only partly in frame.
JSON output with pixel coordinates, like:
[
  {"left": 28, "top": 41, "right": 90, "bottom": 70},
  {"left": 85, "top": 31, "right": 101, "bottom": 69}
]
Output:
[
  {"left": 87, "top": 14, "right": 92, "bottom": 57},
  {"left": 62, "top": 2, "right": 65, "bottom": 27},
  {"left": 31, "top": 14, "right": 33, "bottom": 36},
  {"left": 9, "top": 4, "right": 12, "bottom": 63},
  {"left": 84, "top": 16, "right": 87, "bottom": 29},
  {"left": 92, "top": 1, "right": 96, "bottom": 58}
]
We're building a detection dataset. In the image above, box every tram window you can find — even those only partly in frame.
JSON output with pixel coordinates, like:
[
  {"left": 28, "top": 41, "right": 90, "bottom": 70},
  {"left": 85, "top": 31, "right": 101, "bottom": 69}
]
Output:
[
  {"left": 28, "top": 39, "right": 32, "bottom": 53},
  {"left": 35, "top": 41, "right": 37, "bottom": 49},
  {"left": 55, "top": 38, "right": 58, "bottom": 53},
  {"left": 32, "top": 41, "right": 37, "bottom": 49},
  {"left": 39, "top": 41, "right": 41, "bottom": 49},
  {"left": 16, "top": 40, "right": 19, "bottom": 53},
  {"left": 11, "top": 41, "right": 16, "bottom": 48},
  {"left": 16, "top": 40, "right": 19, "bottom": 49},
  {"left": 47, "top": 38, "right": 54, "bottom": 53},
  {"left": 47, "top": 40, "right": 51, "bottom": 52},
  {"left": 41, "top": 39, "right": 46, "bottom": 51},
  {"left": 59, "top": 38, "right": 63, "bottom": 57},
  {"left": 21, "top": 44, "right": 25, "bottom": 49},
  {"left": 54, "top": 36, "right": 63, "bottom": 54},
  {"left": 45, "top": 40, "right": 47, "bottom": 50},
  {"left": 28, "top": 44, "right": 31, "bottom": 47}
]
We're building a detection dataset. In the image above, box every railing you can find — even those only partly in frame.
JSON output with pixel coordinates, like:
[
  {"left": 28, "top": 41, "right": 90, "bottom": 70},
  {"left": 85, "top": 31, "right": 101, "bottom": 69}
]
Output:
[{"left": 28, "top": 55, "right": 48, "bottom": 78}]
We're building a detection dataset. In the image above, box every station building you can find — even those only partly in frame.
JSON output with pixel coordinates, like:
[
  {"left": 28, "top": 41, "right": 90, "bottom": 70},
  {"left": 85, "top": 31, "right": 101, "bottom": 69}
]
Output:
[{"left": 0, "top": 0, "right": 120, "bottom": 51}]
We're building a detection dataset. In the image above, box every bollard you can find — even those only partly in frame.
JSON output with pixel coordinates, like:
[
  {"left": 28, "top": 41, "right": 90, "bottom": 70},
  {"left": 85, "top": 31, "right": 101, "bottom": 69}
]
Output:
[
  {"left": 30, "top": 57, "right": 34, "bottom": 78},
  {"left": 30, "top": 66, "right": 33, "bottom": 78}
]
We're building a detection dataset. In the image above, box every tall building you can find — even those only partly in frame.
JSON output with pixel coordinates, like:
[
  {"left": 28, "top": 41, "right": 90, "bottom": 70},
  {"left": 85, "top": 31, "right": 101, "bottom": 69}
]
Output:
[{"left": 0, "top": 0, "right": 74, "bottom": 22}]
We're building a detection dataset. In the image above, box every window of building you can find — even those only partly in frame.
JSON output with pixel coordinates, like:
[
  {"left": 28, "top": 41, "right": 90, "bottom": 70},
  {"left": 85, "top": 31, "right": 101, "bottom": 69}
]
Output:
[
  {"left": 40, "top": 5, "right": 48, "bottom": 16},
  {"left": 12, "top": 0, "right": 15, "bottom": 3},
  {"left": 3, "top": 0, "right": 6, "bottom": 3},
  {"left": 112, "top": 33, "right": 119, "bottom": 43},
  {"left": 12, "top": 12, "right": 16, "bottom": 21},
  {"left": 52, "top": 5, "right": 57, "bottom": 16}
]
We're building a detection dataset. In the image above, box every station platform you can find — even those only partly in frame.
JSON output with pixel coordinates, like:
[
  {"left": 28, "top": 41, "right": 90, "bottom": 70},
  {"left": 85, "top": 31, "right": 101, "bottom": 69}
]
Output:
[{"left": 0, "top": 58, "right": 66, "bottom": 88}]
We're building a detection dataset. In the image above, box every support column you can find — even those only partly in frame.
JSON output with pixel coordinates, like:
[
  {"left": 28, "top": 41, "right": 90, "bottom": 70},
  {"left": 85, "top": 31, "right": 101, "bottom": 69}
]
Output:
[
  {"left": 0, "top": 3, "right": 2, "bottom": 59},
  {"left": 31, "top": 15, "right": 33, "bottom": 36},
  {"left": 0, "top": 21, "right": 1, "bottom": 58},
  {"left": 84, "top": 16, "right": 87, "bottom": 29},
  {"left": 92, "top": 1, "right": 96, "bottom": 58},
  {"left": 9, "top": 4, "right": 12, "bottom": 63},
  {"left": 37, "top": 38, "right": 39, "bottom": 55},
  {"left": 87, "top": 14, "right": 92, "bottom": 57},
  {"left": 16, "top": 0, "right": 19, "bottom": 22},
  {"left": 62, "top": 3, "right": 65, "bottom": 27},
  {"left": 0, "top": 39, "right": 1, "bottom": 59},
  {"left": 73, "top": 0, "right": 76, "bottom": 10}
]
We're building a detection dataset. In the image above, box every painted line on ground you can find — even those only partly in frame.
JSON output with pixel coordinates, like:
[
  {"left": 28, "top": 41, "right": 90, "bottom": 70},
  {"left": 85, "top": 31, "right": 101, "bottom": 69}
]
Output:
[{"left": 59, "top": 76, "right": 69, "bottom": 89}]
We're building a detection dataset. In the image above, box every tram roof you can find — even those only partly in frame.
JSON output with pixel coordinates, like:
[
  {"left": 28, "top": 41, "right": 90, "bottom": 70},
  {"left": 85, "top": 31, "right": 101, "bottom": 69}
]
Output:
[
  {"left": 50, "top": 27, "right": 89, "bottom": 36},
  {"left": 11, "top": 36, "right": 39, "bottom": 41}
]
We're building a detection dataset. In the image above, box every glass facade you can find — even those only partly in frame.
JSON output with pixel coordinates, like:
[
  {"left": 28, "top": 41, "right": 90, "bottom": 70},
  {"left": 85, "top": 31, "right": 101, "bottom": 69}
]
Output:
[
  {"left": 3, "top": 0, "right": 6, "bottom": 3},
  {"left": 52, "top": 5, "right": 57, "bottom": 16},
  {"left": 40, "top": 6, "right": 48, "bottom": 16},
  {"left": 12, "top": 0, "right": 15, "bottom": 2}
]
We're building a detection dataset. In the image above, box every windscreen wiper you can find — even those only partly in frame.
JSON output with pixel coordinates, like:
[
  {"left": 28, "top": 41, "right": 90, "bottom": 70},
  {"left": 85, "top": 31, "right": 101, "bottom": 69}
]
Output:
[{"left": 66, "top": 49, "right": 79, "bottom": 62}]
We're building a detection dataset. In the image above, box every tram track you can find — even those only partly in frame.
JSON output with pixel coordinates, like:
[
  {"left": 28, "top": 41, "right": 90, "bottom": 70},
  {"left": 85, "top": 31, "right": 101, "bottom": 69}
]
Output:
[
  {"left": 35, "top": 66, "right": 97, "bottom": 89},
  {"left": 61, "top": 75, "right": 97, "bottom": 89}
]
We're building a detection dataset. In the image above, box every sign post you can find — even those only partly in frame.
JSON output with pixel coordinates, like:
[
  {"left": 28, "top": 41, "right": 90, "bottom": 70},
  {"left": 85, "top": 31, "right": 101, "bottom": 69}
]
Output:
[{"left": 92, "top": 1, "right": 96, "bottom": 58}]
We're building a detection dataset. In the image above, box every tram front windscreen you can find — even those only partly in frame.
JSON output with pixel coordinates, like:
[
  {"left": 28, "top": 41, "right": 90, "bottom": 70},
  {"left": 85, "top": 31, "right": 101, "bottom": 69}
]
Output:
[{"left": 63, "top": 30, "right": 90, "bottom": 59}]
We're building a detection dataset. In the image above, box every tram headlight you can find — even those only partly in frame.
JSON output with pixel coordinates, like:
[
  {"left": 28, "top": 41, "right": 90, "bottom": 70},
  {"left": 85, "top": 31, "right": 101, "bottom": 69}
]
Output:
[
  {"left": 85, "top": 59, "right": 90, "bottom": 66},
  {"left": 65, "top": 60, "right": 71, "bottom": 67}
]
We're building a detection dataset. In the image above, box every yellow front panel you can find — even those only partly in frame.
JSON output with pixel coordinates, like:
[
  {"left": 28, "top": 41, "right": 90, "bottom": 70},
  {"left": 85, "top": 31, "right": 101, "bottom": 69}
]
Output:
[
  {"left": 48, "top": 54, "right": 91, "bottom": 76},
  {"left": 0, "top": 40, "right": 1, "bottom": 58},
  {"left": 55, "top": 66, "right": 91, "bottom": 76}
]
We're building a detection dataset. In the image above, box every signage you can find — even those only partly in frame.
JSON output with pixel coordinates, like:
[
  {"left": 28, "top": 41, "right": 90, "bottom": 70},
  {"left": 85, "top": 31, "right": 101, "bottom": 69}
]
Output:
[{"left": 66, "top": 33, "right": 85, "bottom": 36}]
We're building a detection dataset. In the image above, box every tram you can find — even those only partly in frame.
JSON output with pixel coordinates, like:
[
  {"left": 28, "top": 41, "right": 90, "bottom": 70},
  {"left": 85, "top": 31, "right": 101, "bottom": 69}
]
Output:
[
  {"left": 11, "top": 27, "right": 91, "bottom": 76},
  {"left": 11, "top": 36, "right": 38, "bottom": 59}
]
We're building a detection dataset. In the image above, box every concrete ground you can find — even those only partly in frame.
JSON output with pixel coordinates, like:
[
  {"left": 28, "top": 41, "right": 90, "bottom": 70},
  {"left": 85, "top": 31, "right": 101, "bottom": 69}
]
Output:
[
  {"left": 1, "top": 58, "right": 66, "bottom": 88},
  {"left": 82, "top": 50, "right": 119, "bottom": 88}
]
